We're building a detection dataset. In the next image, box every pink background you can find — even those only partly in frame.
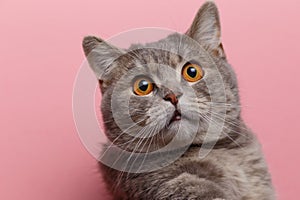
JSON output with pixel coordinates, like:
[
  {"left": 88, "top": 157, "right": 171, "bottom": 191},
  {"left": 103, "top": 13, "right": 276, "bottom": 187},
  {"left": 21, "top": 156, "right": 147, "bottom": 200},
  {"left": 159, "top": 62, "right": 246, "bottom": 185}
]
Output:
[{"left": 1, "top": 0, "right": 299, "bottom": 199}]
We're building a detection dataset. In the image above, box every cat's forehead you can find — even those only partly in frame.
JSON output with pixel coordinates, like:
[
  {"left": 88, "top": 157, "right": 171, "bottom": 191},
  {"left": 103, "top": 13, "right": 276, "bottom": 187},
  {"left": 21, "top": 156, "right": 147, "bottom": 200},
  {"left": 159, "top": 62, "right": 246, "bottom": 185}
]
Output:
[
  {"left": 127, "top": 48, "right": 184, "bottom": 69},
  {"left": 125, "top": 33, "right": 203, "bottom": 69},
  {"left": 115, "top": 33, "right": 209, "bottom": 82}
]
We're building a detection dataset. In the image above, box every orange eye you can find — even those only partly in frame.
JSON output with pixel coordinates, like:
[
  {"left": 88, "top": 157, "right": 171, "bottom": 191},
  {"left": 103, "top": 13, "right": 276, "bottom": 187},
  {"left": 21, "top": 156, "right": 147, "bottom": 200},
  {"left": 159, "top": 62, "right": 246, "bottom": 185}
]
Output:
[
  {"left": 182, "top": 63, "right": 204, "bottom": 82},
  {"left": 133, "top": 78, "right": 154, "bottom": 96}
]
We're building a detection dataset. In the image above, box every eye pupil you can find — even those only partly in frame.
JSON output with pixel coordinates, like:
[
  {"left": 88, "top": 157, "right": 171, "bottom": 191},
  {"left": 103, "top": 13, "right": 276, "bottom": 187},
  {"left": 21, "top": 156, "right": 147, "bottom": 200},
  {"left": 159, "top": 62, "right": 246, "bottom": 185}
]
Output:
[
  {"left": 133, "top": 77, "right": 153, "bottom": 96},
  {"left": 138, "top": 80, "right": 149, "bottom": 91},
  {"left": 182, "top": 63, "right": 203, "bottom": 82},
  {"left": 187, "top": 67, "right": 197, "bottom": 78}
]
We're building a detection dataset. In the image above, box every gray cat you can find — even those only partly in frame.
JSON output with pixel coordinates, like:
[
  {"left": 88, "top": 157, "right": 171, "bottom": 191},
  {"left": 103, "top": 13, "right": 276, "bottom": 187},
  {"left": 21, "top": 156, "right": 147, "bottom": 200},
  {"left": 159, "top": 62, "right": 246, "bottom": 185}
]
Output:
[{"left": 82, "top": 2, "right": 275, "bottom": 200}]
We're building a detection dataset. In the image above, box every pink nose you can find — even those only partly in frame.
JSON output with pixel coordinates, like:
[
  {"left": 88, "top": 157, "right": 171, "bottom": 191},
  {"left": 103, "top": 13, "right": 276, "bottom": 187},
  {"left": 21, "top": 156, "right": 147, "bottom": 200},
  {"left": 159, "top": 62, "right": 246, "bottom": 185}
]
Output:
[{"left": 164, "top": 93, "right": 178, "bottom": 105}]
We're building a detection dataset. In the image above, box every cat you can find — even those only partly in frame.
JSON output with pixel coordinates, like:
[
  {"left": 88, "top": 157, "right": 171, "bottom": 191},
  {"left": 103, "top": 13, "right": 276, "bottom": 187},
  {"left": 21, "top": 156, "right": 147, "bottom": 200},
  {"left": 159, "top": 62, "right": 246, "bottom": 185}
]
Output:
[{"left": 82, "top": 1, "right": 275, "bottom": 200}]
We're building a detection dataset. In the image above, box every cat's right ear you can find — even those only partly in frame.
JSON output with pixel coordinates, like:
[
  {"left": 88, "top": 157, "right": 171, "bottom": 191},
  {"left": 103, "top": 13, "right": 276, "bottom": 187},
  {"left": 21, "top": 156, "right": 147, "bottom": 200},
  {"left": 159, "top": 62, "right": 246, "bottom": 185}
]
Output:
[
  {"left": 82, "top": 36, "right": 125, "bottom": 83},
  {"left": 186, "top": 1, "right": 225, "bottom": 58}
]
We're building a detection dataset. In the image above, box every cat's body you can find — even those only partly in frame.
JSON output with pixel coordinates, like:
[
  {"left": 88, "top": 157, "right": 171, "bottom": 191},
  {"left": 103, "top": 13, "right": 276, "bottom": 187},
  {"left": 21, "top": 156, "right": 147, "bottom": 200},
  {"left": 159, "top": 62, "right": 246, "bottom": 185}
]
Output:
[
  {"left": 100, "top": 131, "right": 274, "bottom": 200},
  {"left": 82, "top": 2, "right": 275, "bottom": 199}
]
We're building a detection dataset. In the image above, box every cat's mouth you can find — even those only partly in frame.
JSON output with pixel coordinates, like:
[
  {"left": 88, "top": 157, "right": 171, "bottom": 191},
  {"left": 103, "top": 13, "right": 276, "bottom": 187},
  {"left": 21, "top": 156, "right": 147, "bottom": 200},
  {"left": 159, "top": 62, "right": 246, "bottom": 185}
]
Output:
[{"left": 169, "top": 110, "right": 182, "bottom": 125}]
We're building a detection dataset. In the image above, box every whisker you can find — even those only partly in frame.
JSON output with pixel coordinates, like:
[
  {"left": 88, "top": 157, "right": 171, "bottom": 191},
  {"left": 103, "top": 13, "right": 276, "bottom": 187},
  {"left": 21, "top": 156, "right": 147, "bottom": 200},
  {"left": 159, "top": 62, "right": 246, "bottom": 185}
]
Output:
[
  {"left": 207, "top": 110, "right": 248, "bottom": 131},
  {"left": 110, "top": 124, "right": 151, "bottom": 173},
  {"left": 200, "top": 112, "right": 252, "bottom": 143},
  {"left": 100, "top": 117, "right": 149, "bottom": 160},
  {"left": 122, "top": 125, "right": 153, "bottom": 175},
  {"left": 127, "top": 124, "right": 157, "bottom": 176}
]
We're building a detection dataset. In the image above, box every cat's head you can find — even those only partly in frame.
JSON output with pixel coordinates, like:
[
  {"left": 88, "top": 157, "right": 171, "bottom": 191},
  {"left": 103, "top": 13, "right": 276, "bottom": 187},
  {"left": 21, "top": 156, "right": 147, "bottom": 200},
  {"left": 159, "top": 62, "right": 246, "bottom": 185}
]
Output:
[{"left": 82, "top": 2, "right": 241, "bottom": 152}]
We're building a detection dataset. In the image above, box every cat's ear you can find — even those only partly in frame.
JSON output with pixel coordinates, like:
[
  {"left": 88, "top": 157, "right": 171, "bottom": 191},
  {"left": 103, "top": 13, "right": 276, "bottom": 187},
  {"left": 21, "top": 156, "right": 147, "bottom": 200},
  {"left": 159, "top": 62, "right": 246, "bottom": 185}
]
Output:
[
  {"left": 186, "top": 1, "right": 225, "bottom": 58},
  {"left": 82, "top": 36, "right": 125, "bottom": 81}
]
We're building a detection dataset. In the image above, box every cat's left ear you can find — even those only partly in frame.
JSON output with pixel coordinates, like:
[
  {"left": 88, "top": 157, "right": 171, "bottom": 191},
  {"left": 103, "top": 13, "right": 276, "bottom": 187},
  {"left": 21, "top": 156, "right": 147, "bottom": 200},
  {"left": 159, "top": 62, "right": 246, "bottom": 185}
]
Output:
[
  {"left": 82, "top": 36, "right": 125, "bottom": 82},
  {"left": 186, "top": 1, "right": 226, "bottom": 58}
]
